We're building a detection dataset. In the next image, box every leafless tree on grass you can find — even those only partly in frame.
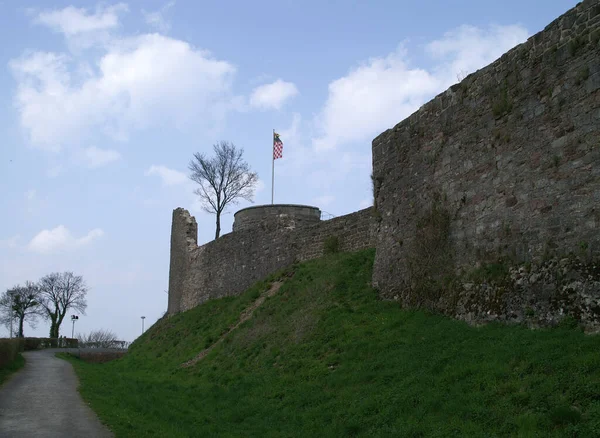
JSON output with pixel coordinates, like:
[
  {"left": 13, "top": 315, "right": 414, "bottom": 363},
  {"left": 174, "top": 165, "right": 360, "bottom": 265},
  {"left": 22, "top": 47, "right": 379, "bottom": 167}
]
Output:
[
  {"left": 188, "top": 141, "right": 259, "bottom": 239},
  {"left": 38, "top": 272, "right": 88, "bottom": 338}
]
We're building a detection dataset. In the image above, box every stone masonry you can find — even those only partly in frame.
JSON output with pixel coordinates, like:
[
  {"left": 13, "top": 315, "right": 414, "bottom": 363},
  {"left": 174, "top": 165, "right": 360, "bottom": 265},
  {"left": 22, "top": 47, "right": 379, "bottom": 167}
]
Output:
[
  {"left": 233, "top": 205, "right": 321, "bottom": 232},
  {"left": 168, "top": 208, "right": 198, "bottom": 314},
  {"left": 372, "top": 0, "right": 600, "bottom": 329},
  {"left": 168, "top": 207, "right": 376, "bottom": 314}
]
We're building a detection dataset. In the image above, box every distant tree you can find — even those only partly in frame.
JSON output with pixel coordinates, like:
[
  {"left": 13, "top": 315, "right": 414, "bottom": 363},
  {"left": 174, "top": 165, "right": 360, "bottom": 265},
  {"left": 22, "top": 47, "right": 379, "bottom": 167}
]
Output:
[
  {"left": 38, "top": 272, "right": 88, "bottom": 338},
  {"left": 0, "top": 282, "right": 42, "bottom": 337},
  {"left": 78, "top": 329, "right": 122, "bottom": 348},
  {"left": 188, "top": 141, "right": 259, "bottom": 239},
  {"left": 0, "top": 309, "right": 17, "bottom": 337}
]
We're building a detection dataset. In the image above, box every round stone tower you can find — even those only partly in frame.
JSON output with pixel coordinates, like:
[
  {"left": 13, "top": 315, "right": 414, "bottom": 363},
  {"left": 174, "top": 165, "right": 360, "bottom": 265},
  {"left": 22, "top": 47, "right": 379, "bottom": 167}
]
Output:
[{"left": 233, "top": 204, "right": 321, "bottom": 232}]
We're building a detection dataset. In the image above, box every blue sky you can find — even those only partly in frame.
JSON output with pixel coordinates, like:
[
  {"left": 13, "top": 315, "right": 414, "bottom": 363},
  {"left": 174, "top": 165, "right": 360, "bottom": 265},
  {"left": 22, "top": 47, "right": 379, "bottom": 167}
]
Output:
[{"left": 0, "top": 0, "right": 577, "bottom": 341}]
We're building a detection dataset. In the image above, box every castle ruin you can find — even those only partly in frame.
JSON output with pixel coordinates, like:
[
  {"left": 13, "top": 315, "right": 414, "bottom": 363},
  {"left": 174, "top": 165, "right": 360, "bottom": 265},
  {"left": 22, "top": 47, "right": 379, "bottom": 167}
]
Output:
[{"left": 169, "top": 0, "right": 600, "bottom": 330}]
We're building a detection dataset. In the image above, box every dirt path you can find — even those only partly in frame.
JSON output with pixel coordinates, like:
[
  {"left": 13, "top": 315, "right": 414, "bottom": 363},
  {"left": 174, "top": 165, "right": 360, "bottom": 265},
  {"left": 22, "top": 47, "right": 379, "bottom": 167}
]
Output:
[
  {"left": 182, "top": 281, "right": 283, "bottom": 367},
  {"left": 0, "top": 349, "right": 113, "bottom": 437}
]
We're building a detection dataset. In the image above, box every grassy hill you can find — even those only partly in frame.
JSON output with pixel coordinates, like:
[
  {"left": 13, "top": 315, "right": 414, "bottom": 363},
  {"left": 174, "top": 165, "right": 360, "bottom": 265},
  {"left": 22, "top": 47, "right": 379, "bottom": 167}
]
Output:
[{"left": 65, "top": 249, "right": 600, "bottom": 437}]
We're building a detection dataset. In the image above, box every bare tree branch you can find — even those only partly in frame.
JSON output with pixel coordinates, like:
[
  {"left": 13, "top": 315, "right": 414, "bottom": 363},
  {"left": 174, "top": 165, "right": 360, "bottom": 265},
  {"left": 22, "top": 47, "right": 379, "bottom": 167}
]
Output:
[{"left": 188, "top": 141, "right": 258, "bottom": 239}]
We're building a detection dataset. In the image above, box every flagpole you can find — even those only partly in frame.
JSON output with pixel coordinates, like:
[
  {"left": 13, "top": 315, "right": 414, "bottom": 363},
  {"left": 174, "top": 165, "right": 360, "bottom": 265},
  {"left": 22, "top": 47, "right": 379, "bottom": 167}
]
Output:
[{"left": 271, "top": 129, "right": 275, "bottom": 205}]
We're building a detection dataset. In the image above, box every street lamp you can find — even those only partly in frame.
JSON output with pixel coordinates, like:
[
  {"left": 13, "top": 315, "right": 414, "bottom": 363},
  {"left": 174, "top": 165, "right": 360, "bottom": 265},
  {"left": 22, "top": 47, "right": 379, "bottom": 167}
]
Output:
[
  {"left": 71, "top": 315, "right": 79, "bottom": 338},
  {"left": 141, "top": 316, "right": 146, "bottom": 334},
  {"left": 8, "top": 291, "right": 15, "bottom": 338}
]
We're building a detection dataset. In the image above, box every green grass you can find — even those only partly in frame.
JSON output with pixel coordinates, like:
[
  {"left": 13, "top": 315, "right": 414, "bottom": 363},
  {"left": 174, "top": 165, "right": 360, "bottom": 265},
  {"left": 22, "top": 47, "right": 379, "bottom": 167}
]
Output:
[
  {"left": 63, "top": 250, "right": 600, "bottom": 437},
  {"left": 0, "top": 354, "right": 25, "bottom": 386}
]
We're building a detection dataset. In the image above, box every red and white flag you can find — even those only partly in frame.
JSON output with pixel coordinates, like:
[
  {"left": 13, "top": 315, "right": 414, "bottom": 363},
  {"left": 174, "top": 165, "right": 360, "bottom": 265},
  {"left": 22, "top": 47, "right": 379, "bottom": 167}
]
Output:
[{"left": 273, "top": 132, "right": 283, "bottom": 159}]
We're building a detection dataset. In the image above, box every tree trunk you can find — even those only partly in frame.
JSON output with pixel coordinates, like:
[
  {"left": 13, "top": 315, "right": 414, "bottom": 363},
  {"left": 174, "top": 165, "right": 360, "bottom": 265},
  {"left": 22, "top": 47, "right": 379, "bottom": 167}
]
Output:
[
  {"left": 215, "top": 212, "right": 221, "bottom": 239},
  {"left": 56, "top": 313, "right": 66, "bottom": 338},
  {"left": 49, "top": 316, "right": 57, "bottom": 338},
  {"left": 18, "top": 316, "right": 25, "bottom": 338}
]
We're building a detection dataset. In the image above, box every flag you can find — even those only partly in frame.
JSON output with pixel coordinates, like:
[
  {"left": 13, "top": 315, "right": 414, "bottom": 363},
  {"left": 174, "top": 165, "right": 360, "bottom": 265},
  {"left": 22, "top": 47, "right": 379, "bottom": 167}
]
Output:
[{"left": 273, "top": 132, "right": 283, "bottom": 160}]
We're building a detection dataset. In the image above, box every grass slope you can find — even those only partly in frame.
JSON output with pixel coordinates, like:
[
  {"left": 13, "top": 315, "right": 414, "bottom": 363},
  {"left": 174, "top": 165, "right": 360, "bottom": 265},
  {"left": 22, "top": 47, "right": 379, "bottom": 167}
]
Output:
[
  {"left": 0, "top": 354, "right": 25, "bottom": 386},
  {"left": 65, "top": 250, "right": 600, "bottom": 437}
]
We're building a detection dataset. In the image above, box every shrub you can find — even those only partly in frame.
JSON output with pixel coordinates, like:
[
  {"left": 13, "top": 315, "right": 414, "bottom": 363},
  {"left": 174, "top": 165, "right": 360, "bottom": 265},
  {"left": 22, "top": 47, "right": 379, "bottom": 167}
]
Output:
[
  {"left": 323, "top": 236, "right": 340, "bottom": 255},
  {"left": 558, "top": 315, "right": 580, "bottom": 330},
  {"left": 492, "top": 87, "right": 513, "bottom": 118},
  {"left": 568, "top": 36, "right": 585, "bottom": 57},
  {"left": 576, "top": 66, "right": 590, "bottom": 86},
  {"left": 78, "top": 329, "right": 122, "bottom": 349},
  {"left": 62, "top": 338, "right": 79, "bottom": 348},
  {"left": 78, "top": 351, "right": 127, "bottom": 363},
  {"left": 0, "top": 339, "right": 24, "bottom": 368},
  {"left": 22, "top": 337, "right": 78, "bottom": 350},
  {"left": 407, "top": 199, "right": 454, "bottom": 306},
  {"left": 24, "top": 338, "right": 57, "bottom": 350},
  {"left": 23, "top": 338, "right": 42, "bottom": 350},
  {"left": 549, "top": 406, "right": 581, "bottom": 426},
  {"left": 468, "top": 261, "right": 510, "bottom": 284}
]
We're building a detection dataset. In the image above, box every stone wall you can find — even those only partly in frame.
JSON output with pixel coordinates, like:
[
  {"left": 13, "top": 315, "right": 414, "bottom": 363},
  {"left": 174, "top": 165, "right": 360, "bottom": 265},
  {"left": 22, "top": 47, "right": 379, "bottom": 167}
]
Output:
[
  {"left": 233, "top": 204, "right": 321, "bottom": 232},
  {"left": 168, "top": 208, "right": 198, "bottom": 314},
  {"left": 167, "top": 1, "right": 600, "bottom": 330},
  {"left": 168, "top": 207, "right": 376, "bottom": 314},
  {"left": 372, "top": 0, "right": 600, "bottom": 329}
]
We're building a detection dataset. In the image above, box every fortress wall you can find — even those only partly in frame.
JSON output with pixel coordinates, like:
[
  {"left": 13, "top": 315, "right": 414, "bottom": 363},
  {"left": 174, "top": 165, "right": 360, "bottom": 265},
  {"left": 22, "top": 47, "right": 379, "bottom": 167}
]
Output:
[
  {"left": 233, "top": 204, "right": 321, "bottom": 232},
  {"left": 167, "top": 208, "right": 197, "bottom": 314},
  {"left": 372, "top": 0, "right": 600, "bottom": 328},
  {"left": 168, "top": 1, "right": 600, "bottom": 329},
  {"left": 169, "top": 207, "right": 376, "bottom": 314}
]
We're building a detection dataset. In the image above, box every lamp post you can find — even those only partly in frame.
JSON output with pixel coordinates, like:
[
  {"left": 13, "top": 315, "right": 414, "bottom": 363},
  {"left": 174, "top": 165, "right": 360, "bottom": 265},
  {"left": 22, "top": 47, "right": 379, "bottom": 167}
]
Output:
[
  {"left": 141, "top": 316, "right": 146, "bottom": 334},
  {"left": 71, "top": 315, "right": 79, "bottom": 338},
  {"left": 8, "top": 290, "right": 16, "bottom": 338}
]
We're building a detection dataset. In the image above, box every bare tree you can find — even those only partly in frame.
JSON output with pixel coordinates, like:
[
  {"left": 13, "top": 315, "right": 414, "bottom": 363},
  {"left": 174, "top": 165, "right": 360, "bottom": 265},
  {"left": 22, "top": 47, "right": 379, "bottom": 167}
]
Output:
[
  {"left": 78, "top": 329, "right": 123, "bottom": 348},
  {"left": 0, "top": 282, "right": 42, "bottom": 337},
  {"left": 188, "top": 141, "right": 259, "bottom": 239},
  {"left": 0, "top": 309, "right": 17, "bottom": 337},
  {"left": 38, "top": 272, "right": 88, "bottom": 338}
]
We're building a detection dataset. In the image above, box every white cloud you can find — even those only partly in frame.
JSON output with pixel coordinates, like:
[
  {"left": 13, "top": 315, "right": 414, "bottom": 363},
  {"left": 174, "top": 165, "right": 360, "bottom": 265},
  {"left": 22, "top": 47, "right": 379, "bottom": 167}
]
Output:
[
  {"left": 33, "top": 4, "right": 129, "bottom": 51},
  {"left": 10, "top": 32, "right": 237, "bottom": 151},
  {"left": 143, "top": 1, "right": 175, "bottom": 33},
  {"left": 82, "top": 146, "right": 121, "bottom": 168},
  {"left": 313, "top": 24, "right": 529, "bottom": 151},
  {"left": 250, "top": 79, "right": 298, "bottom": 110},
  {"left": 426, "top": 24, "right": 528, "bottom": 88},
  {"left": 312, "top": 46, "right": 439, "bottom": 151},
  {"left": 34, "top": 4, "right": 127, "bottom": 36},
  {"left": 28, "top": 226, "right": 103, "bottom": 254},
  {"left": 25, "top": 189, "right": 36, "bottom": 201},
  {"left": 145, "top": 165, "right": 188, "bottom": 186}
]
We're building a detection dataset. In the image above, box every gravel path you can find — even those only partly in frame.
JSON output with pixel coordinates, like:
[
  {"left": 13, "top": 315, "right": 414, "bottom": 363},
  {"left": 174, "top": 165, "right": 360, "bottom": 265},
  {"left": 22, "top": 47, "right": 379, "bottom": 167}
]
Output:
[{"left": 0, "top": 349, "right": 113, "bottom": 437}]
